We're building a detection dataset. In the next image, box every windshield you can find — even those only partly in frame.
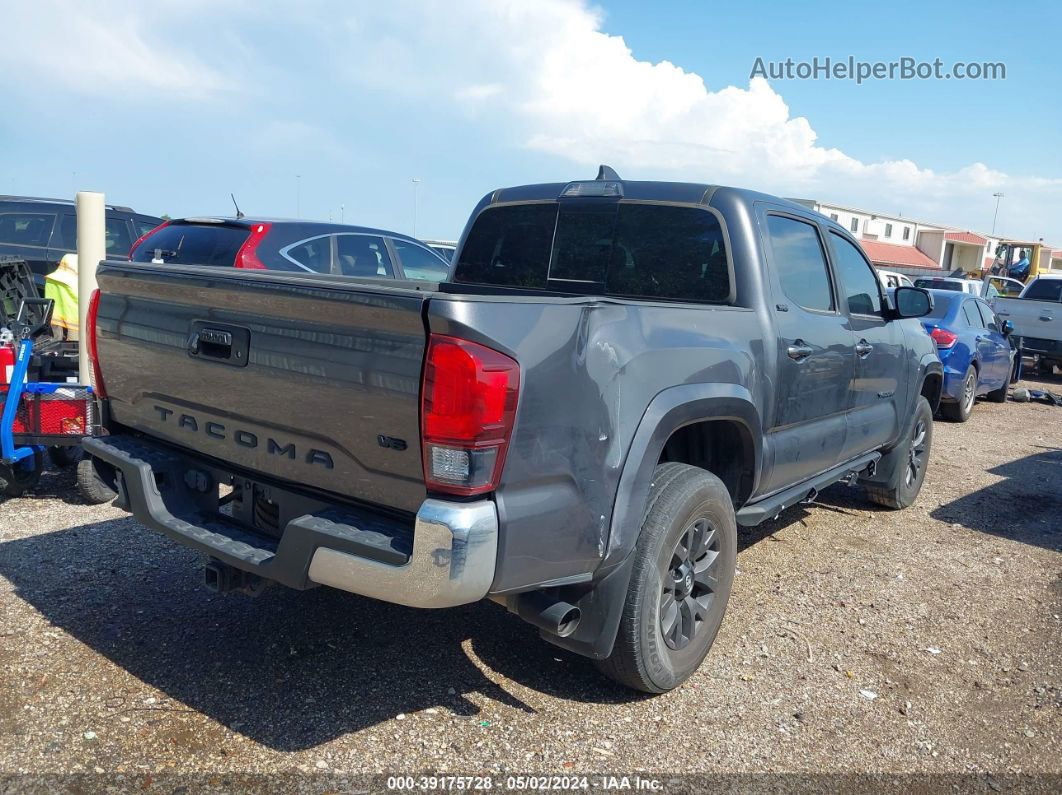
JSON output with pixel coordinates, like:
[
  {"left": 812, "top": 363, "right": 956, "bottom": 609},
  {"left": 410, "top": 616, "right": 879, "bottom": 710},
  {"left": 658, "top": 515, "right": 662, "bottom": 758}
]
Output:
[
  {"left": 455, "top": 201, "right": 731, "bottom": 303},
  {"left": 130, "top": 223, "right": 249, "bottom": 266}
]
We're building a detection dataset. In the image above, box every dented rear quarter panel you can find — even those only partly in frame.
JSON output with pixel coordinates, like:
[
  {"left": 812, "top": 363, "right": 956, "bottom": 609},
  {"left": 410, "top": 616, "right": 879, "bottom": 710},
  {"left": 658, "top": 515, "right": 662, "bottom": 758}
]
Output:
[{"left": 426, "top": 295, "right": 764, "bottom": 592}]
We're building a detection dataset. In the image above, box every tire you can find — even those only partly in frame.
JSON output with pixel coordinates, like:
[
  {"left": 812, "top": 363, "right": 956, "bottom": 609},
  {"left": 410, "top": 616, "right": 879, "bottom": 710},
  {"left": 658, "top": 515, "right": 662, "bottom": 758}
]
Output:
[
  {"left": 864, "top": 396, "right": 933, "bottom": 510},
  {"left": 1038, "top": 358, "right": 1055, "bottom": 377},
  {"left": 939, "top": 366, "right": 976, "bottom": 422},
  {"left": 49, "top": 445, "right": 83, "bottom": 468},
  {"left": 596, "top": 463, "right": 737, "bottom": 693},
  {"left": 76, "top": 456, "right": 117, "bottom": 505},
  {"left": 0, "top": 450, "right": 44, "bottom": 498}
]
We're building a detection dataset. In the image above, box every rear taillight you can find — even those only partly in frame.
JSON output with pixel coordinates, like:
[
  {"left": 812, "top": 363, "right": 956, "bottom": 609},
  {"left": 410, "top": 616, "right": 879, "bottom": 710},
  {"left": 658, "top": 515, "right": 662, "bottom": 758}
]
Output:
[
  {"left": 421, "top": 334, "right": 519, "bottom": 496},
  {"left": 86, "top": 288, "right": 106, "bottom": 398},
  {"left": 235, "top": 223, "right": 271, "bottom": 269},
  {"left": 929, "top": 327, "right": 958, "bottom": 349},
  {"left": 128, "top": 220, "right": 170, "bottom": 260}
]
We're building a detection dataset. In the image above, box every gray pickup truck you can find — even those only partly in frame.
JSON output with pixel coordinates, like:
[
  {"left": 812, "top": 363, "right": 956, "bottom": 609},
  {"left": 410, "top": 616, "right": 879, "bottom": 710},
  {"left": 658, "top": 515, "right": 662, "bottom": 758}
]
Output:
[
  {"left": 82, "top": 169, "right": 942, "bottom": 693},
  {"left": 992, "top": 274, "right": 1062, "bottom": 375}
]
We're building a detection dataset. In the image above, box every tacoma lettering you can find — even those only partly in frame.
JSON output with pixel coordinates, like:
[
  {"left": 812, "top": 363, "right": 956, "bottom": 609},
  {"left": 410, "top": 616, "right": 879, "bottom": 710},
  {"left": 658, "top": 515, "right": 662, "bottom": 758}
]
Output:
[{"left": 151, "top": 405, "right": 334, "bottom": 469}]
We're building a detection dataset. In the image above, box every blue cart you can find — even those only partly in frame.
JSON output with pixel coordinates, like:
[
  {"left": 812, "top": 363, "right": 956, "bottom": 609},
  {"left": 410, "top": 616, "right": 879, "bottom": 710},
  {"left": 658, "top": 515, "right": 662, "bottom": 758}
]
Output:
[{"left": 0, "top": 299, "right": 98, "bottom": 497}]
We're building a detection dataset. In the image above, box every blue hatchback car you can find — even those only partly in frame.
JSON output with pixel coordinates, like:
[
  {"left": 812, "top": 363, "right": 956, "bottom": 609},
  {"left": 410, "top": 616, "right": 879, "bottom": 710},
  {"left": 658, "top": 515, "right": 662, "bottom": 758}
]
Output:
[{"left": 921, "top": 289, "right": 1014, "bottom": 421}]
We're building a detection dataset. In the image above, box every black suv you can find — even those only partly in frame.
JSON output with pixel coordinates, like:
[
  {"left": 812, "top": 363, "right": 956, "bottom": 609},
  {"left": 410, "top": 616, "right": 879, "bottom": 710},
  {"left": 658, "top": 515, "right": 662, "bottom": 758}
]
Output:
[
  {"left": 130, "top": 217, "right": 452, "bottom": 281},
  {"left": 0, "top": 196, "right": 163, "bottom": 284}
]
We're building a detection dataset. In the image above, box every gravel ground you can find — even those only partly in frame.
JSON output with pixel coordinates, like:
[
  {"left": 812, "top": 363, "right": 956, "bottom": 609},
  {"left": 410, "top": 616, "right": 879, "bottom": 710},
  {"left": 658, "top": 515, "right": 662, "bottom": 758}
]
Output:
[{"left": 0, "top": 372, "right": 1059, "bottom": 789}]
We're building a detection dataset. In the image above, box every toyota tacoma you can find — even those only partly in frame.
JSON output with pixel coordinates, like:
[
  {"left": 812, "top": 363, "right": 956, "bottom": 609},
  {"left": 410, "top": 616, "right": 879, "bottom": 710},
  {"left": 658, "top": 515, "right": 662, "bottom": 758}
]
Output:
[{"left": 82, "top": 168, "right": 942, "bottom": 692}]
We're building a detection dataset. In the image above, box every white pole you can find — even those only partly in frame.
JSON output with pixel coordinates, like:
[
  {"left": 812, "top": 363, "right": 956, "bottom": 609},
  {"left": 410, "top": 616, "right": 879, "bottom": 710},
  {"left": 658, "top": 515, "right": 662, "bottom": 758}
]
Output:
[{"left": 76, "top": 191, "right": 105, "bottom": 381}]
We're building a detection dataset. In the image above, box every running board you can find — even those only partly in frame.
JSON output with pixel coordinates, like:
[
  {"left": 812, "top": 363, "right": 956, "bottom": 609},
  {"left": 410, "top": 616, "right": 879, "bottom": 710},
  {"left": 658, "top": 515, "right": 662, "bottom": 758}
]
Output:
[{"left": 735, "top": 452, "right": 881, "bottom": 527}]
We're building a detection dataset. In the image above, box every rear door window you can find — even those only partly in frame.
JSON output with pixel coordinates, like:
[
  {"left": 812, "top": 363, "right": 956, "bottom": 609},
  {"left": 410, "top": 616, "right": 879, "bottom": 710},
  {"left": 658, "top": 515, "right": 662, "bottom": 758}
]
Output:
[
  {"left": 391, "top": 239, "right": 450, "bottom": 281},
  {"left": 766, "top": 215, "right": 834, "bottom": 312},
  {"left": 336, "top": 234, "right": 393, "bottom": 277},
  {"left": 962, "top": 301, "right": 983, "bottom": 327},
  {"left": 0, "top": 213, "right": 55, "bottom": 247},
  {"left": 455, "top": 201, "right": 730, "bottom": 302},
  {"left": 975, "top": 300, "right": 999, "bottom": 331},
  {"left": 283, "top": 235, "right": 334, "bottom": 273},
  {"left": 57, "top": 214, "right": 77, "bottom": 249},
  {"left": 130, "top": 223, "right": 249, "bottom": 267}
]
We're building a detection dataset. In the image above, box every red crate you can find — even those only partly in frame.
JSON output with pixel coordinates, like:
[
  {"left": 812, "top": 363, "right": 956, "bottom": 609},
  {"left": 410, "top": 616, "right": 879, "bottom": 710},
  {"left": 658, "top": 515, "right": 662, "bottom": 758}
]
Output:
[{"left": 0, "top": 385, "right": 98, "bottom": 442}]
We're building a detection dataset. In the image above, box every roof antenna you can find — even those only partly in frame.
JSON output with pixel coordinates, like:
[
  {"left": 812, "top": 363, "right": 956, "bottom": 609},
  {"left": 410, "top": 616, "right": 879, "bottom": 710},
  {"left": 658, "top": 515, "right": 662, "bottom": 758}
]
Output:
[
  {"left": 230, "top": 193, "right": 245, "bottom": 219},
  {"left": 596, "top": 165, "right": 621, "bottom": 181}
]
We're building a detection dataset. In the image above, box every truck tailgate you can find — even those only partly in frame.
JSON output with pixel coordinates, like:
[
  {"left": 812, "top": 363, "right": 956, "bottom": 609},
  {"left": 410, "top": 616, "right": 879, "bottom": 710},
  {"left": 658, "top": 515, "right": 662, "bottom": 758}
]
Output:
[{"left": 94, "top": 263, "right": 429, "bottom": 513}]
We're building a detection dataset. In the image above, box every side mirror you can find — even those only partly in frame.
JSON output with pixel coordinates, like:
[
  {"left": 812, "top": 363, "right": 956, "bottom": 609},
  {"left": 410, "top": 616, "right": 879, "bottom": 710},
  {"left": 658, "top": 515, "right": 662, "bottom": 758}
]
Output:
[
  {"left": 893, "top": 286, "right": 933, "bottom": 319},
  {"left": 1002, "top": 319, "right": 1015, "bottom": 336}
]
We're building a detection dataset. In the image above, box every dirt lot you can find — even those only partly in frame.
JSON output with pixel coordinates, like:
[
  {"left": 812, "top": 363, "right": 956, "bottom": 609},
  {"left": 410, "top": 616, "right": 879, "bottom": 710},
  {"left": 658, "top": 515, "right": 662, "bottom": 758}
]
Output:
[{"left": 1, "top": 372, "right": 1060, "bottom": 789}]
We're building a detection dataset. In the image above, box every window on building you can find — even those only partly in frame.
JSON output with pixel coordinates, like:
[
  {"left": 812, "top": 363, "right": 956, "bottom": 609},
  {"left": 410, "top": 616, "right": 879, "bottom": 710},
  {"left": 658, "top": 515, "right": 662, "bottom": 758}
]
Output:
[
  {"left": 829, "top": 232, "right": 883, "bottom": 316},
  {"left": 850, "top": 217, "right": 859, "bottom": 233},
  {"left": 884, "top": 223, "right": 893, "bottom": 238},
  {"left": 767, "top": 215, "right": 834, "bottom": 312},
  {"left": 830, "top": 213, "right": 839, "bottom": 222},
  {"left": 903, "top": 226, "right": 910, "bottom": 241}
]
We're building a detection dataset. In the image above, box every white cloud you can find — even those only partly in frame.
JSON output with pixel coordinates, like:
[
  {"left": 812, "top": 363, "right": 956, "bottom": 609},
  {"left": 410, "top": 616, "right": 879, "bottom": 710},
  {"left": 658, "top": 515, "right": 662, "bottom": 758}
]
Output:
[
  {"left": 0, "top": 0, "right": 227, "bottom": 96},
  {"left": 337, "top": 0, "right": 1062, "bottom": 241},
  {"left": 4, "top": 0, "right": 1060, "bottom": 241}
]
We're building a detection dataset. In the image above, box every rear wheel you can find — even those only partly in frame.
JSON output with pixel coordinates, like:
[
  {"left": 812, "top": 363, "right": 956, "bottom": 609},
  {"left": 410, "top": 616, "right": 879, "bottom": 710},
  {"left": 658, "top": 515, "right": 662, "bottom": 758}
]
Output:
[
  {"left": 596, "top": 463, "right": 737, "bottom": 693},
  {"left": 1038, "top": 358, "right": 1055, "bottom": 376},
  {"left": 940, "top": 366, "right": 976, "bottom": 422},
  {"left": 76, "top": 457, "right": 117, "bottom": 505},
  {"left": 865, "top": 397, "right": 933, "bottom": 510}
]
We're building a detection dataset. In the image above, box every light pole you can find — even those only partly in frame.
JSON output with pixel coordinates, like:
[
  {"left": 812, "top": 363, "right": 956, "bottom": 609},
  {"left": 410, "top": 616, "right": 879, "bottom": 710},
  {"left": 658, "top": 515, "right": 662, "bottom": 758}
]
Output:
[
  {"left": 296, "top": 174, "right": 302, "bottom": 219},
  {"left": 991, "top": 192, "right": 1004, "bottom": 236},
  {"left": 411, "top": 178, "right": 421, "bottom": 237},
  {"left": 340, "top": 203, "right": 345, "bottom": 224}
]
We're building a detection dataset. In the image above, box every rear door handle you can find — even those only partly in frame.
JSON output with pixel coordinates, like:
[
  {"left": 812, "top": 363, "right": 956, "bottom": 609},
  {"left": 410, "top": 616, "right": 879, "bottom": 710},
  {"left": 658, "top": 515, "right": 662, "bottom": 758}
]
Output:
[
  {"left": 787, "top": 341, "right": 813, "bottom": 361},
  {"left": 855, "top": 339, "right": 874, "bottom": 357}
]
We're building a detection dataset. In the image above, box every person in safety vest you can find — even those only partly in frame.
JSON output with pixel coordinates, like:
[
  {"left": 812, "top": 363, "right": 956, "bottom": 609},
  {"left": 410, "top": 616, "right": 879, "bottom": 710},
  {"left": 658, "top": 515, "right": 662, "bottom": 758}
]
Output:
[{"left": 44, "top": 253, "right": 80, "bottom": 340}]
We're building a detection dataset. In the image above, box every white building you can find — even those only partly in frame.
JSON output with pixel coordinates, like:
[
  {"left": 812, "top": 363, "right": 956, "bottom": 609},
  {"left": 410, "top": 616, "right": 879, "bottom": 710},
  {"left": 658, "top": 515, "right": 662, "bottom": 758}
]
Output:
[{"left": 792, "top": 199, "right": 1003, "bottom": 278}]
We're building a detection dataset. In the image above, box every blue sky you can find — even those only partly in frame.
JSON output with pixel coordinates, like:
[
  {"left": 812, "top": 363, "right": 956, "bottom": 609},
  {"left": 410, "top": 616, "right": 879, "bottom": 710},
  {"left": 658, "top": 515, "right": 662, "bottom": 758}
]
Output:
[{"left": 1, "top": 0, "right": 1060, "bottom": 242}]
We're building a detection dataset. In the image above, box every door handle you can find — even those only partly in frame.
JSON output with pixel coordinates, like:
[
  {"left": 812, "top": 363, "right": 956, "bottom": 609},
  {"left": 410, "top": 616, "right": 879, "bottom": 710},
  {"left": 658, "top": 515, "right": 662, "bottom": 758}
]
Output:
[
  {"left": 855, "top": 339, "right": 874, "bottom": 357},
  {"left": 787, "top": 341, "right": 813, "bottom": 361}
]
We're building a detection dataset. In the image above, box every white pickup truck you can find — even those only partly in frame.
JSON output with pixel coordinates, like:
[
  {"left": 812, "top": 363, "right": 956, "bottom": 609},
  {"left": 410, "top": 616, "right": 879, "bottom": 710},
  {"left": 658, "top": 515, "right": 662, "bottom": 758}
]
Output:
[{"left": 992, "top": 274, "right": 1062, "bottom": 375}]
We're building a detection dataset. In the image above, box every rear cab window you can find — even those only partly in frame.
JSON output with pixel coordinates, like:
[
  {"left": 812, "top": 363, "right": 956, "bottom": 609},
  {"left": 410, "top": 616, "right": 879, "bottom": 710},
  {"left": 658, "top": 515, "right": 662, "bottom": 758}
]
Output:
[
  {"left": 130, "top": 223, "right": 250, "bottom": 267},
  {"left": 454, "top": 200, "right": 731, "bottom": 303},
  {"left": 1022, "top": 279, "right": 1062, "bottom": 302}
]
